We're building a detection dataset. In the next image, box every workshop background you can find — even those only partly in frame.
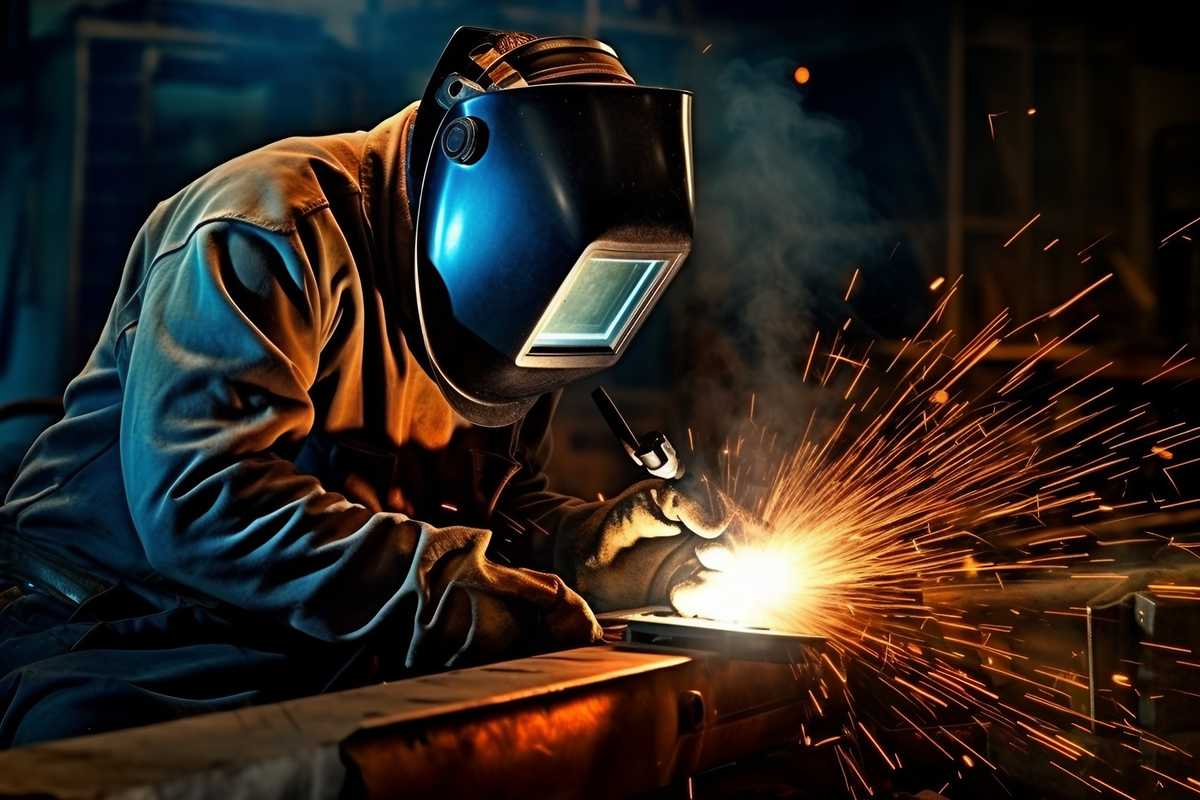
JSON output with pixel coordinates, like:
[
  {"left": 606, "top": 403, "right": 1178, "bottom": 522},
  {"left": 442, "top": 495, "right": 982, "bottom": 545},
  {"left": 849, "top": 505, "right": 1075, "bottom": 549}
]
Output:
[
  {"left": 2, "top": 1, "right": 1198, "bottom": 497},
  {"left": 3, "top": 4, "right": 1200, "bottom": 796}
]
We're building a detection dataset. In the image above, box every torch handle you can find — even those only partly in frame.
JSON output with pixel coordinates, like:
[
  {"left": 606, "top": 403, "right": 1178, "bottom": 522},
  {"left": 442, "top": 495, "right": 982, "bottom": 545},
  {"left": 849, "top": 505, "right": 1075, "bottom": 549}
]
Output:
[{"left": 591, "top": 387, "right": 641, "bottom": 453}]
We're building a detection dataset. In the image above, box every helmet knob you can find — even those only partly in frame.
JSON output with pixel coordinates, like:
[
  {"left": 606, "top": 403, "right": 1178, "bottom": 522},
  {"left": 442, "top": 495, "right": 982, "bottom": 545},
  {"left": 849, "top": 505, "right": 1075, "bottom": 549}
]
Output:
[{"left": 441, "top": 117, "right": 486, "bottom": 164}]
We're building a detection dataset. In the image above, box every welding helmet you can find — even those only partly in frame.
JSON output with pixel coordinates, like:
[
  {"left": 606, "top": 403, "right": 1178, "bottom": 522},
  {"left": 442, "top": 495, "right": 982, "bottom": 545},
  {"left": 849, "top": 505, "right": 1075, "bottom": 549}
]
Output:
[{"left": 409, "top": 27, "right": 694, "bottom": 427}]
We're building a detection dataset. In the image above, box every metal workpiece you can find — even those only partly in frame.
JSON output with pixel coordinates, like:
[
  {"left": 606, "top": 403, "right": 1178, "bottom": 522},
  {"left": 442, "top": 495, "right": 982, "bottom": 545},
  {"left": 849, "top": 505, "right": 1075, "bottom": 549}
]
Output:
[
  {"left": 0, "top": 644, "right": 821, "bottom": 800},
  {"left": 619, "top": 611, "right": 826, "bottom": 664},
  {"left": 346, "top": 644, "right": 820, "bottom": 799}
]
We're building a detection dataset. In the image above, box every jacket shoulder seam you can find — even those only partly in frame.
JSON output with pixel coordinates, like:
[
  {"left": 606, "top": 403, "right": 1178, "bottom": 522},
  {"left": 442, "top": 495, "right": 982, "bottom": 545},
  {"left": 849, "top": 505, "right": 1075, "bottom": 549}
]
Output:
[
  {"left": 112, "top": 208, "right": 333, "bottom": 357},
  {"left": 150, "top": 206, "right": 330, "bottom": 277}
]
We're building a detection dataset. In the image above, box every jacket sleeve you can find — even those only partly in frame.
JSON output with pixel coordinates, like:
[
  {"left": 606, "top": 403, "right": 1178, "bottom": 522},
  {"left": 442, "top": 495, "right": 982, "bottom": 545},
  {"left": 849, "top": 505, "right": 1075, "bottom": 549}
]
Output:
[
  {"left": 494, "top": 392, "right": 603, "bottom": 574},
  {"left": 119, "top": 216, "right": 430, "bottom": 642}
]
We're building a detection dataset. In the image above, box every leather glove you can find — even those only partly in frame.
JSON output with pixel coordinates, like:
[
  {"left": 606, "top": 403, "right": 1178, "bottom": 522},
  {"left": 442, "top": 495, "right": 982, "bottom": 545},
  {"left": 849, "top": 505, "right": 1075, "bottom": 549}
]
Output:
[
  {"left": 556, "top": 476, "right": 735, "bottom": 612},
  {"left": 406, "top": 524, "right": 602, "bottom": 669}
]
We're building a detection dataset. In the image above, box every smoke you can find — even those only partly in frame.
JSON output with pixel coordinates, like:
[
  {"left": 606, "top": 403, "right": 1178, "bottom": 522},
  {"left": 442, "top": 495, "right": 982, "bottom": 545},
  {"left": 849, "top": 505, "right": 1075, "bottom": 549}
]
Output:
[{"left": 677, "top": 58, "right": 880, "bottom": 450}]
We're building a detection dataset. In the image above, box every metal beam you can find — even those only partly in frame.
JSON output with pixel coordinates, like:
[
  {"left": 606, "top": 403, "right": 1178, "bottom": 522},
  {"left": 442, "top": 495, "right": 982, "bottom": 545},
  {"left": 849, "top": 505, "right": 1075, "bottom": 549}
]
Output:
[{"left": 0, "top": 643, "right": 821, "bottom": 799}]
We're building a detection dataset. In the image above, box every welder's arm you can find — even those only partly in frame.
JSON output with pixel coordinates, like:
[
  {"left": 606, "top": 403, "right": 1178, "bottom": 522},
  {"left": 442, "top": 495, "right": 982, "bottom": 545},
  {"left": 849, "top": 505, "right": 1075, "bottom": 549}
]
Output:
[{"left": 120, "top": 219, "right": 597, "bottom": 660}]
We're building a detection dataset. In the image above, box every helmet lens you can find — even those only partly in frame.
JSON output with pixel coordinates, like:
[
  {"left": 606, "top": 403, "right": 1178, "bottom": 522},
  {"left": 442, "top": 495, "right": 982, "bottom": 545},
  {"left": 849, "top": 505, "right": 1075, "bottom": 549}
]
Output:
[{"left": 530, "top": 255, "right": 668, "bottom": 353}]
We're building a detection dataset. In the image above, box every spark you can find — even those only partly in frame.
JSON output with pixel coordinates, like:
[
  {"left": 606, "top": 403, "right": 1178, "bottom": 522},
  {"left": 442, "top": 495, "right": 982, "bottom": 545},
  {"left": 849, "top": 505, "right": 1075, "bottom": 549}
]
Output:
[
  {"left": 1089, "top": 775, "right": 1138, "bottom": 800},
  {"left": 939, "top": 724, "right": 997, "bottom": 770},
  {"left": 664, "top": 272, "right": 1200, "bottom": 799},
  {"left": 987, "top": 111, "right": 1007, "bottom": 141},
  {"left": 1047, "top": 273, "right": 1113, "bottom": 318},
  {"left": 1141, "top": 765, "right": 1200, "bottom": 796},
  {"left": 1077, "top": 232, "right": 1111, "bottom": 256},
  {"left": 1141, "top": 640, "right": 1192, "bottom": 655},
  {"left": 1043, "top": 238, "right": 1060, "bottom": 251},
  {"left": 803, "top": 331, "right": 820, "bottom": 382},
  {"left": 1162, "top": 343, "right": 1188, "bottom": 368},
  {"left": 1160, "top": 214, "right": 1200, "bottom": 246},
  {"left": 837, "top": 745, "right": 874, "bottom": 796},
  {"left": 845, "top": 267, "right": 860, "bottom": 301},
  {"left": 1142, "top": 356, "right": 1196, "bottom": 385},
  {"left": 858, "top": 722, "right": 897, "bottom": 770},
  {"left": 929, "top": 276, "right": 945, "bottom": 291},
  {"left": 1003, "top": 213, "right": 1042, "bottom": 248},
  {"left": 1049, "top": 761, "right": 1102, "bottom": 793}
]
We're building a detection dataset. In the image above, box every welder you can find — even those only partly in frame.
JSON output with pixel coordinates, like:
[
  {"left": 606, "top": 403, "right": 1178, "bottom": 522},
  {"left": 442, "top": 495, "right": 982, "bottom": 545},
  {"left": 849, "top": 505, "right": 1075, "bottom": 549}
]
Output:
[{"left": 0, "top": 28, "right": 732, "bottom": 748}]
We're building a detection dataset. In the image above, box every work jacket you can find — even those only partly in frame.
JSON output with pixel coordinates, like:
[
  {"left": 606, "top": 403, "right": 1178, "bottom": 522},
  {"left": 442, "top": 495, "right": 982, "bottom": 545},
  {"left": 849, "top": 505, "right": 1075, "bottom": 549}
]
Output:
[{"left": 1, "top": 103, "right": 590, "bottom": 669}]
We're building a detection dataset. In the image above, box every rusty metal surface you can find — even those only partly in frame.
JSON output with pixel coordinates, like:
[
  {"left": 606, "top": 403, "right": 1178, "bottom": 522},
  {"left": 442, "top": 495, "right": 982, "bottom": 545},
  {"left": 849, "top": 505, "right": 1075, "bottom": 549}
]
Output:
[
  {"left": 0, "top": 647, "right": 684, "bottom": 799},
  {"left": 347, "top": 646, "right": 822, "bottom": 799},
  {"left": 0, "top": 643, "right": 821, "bottom": 800}
]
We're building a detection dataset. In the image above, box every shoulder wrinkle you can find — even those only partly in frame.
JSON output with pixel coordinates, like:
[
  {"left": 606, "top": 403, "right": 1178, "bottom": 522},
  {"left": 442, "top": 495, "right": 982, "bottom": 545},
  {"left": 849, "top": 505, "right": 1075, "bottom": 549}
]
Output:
[{"left": 146, "top": 130, "right": 366, "bottom": 262}]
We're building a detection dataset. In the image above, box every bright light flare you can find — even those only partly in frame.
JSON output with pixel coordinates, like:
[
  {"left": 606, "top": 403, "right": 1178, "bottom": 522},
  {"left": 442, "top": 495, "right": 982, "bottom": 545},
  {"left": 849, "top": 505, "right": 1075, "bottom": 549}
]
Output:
[{"left": 671, "top": 533, "right": 813, "bottom": 630}]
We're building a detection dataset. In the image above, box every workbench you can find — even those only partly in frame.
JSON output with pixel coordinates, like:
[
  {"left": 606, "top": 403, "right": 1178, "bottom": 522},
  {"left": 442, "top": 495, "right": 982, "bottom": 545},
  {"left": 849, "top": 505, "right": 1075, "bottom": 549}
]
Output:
[{"left": 0, "top": 642, "right": 822, "bottom": 799}]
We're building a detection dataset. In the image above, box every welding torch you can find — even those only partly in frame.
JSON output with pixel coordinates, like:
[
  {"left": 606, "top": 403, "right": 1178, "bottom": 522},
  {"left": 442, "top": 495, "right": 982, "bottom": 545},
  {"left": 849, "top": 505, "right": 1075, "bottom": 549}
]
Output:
[{"left": 591, "top": 387, "right": 683, "bottom": 480}]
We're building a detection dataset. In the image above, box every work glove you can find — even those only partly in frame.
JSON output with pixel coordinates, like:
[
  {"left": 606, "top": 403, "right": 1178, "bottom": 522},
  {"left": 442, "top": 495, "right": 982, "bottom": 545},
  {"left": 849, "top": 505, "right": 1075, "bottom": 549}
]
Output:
[
  {"left": 406, "top": 524, "right": 602, "bottom": 669},
  {"left": 557, "top": 476, "right": 736, "bottom": 612}
]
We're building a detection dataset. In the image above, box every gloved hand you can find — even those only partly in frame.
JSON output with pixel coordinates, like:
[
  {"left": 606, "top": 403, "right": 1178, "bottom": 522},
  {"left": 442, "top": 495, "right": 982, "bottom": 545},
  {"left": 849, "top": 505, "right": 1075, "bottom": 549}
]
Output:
[
  {"left": 557, "top": 476, "right": 736, "bottom": 612},
  {"left": 406, "top": 524, "right": 602, "bottom": 669}
]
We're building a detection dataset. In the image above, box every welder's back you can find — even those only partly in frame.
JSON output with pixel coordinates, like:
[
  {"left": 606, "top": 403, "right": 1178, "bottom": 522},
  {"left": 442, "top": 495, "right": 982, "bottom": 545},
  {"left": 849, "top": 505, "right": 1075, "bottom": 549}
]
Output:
[{"left": 0, "top": 102, "right": 466, "bottom": 617}]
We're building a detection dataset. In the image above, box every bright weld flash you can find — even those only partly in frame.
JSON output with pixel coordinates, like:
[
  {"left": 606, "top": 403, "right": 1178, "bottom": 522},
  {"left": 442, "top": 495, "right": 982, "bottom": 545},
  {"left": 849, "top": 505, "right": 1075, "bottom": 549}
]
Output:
[{"left": 672, "top": 538, "right": 809, "bottom": 630}]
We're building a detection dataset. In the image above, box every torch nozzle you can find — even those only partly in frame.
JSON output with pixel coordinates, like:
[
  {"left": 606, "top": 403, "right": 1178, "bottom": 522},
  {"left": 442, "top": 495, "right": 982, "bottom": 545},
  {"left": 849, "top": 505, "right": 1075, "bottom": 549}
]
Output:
[{"left": 591, "top": 386, "right": 684, "bottom": 480}]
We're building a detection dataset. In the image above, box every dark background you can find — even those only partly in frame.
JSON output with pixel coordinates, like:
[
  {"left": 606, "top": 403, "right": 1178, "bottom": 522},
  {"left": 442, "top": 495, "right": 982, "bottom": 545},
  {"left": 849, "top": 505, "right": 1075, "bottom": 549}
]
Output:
[{"left": 1, "top": 0, "right": 1198, "bottom": 499}]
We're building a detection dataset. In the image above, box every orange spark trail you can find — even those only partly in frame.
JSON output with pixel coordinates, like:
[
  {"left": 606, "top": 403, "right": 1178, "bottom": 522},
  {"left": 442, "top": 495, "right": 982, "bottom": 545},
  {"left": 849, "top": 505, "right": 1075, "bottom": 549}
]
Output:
[
  {"left": 664, "top": 271, "right": 1200, "bottom": 799},
  {"left": 1161, "top": 214, "right": 1200, "bottom": 245},
  {"left": 1003, "top": 213, "right": 1041, "bottom": 248},
  {"left": 1047, "top": 273, "right": 1113, "bottom": 318},
  {"left": 845, "top": 267, "right": 860, "bottom": 301}
]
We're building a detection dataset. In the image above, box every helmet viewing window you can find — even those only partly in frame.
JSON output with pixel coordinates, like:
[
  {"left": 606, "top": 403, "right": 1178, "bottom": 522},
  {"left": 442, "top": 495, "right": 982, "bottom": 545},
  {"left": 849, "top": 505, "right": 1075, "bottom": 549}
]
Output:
[{"left": 518, "top": 243, "right": 686, "bottom": 365}]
